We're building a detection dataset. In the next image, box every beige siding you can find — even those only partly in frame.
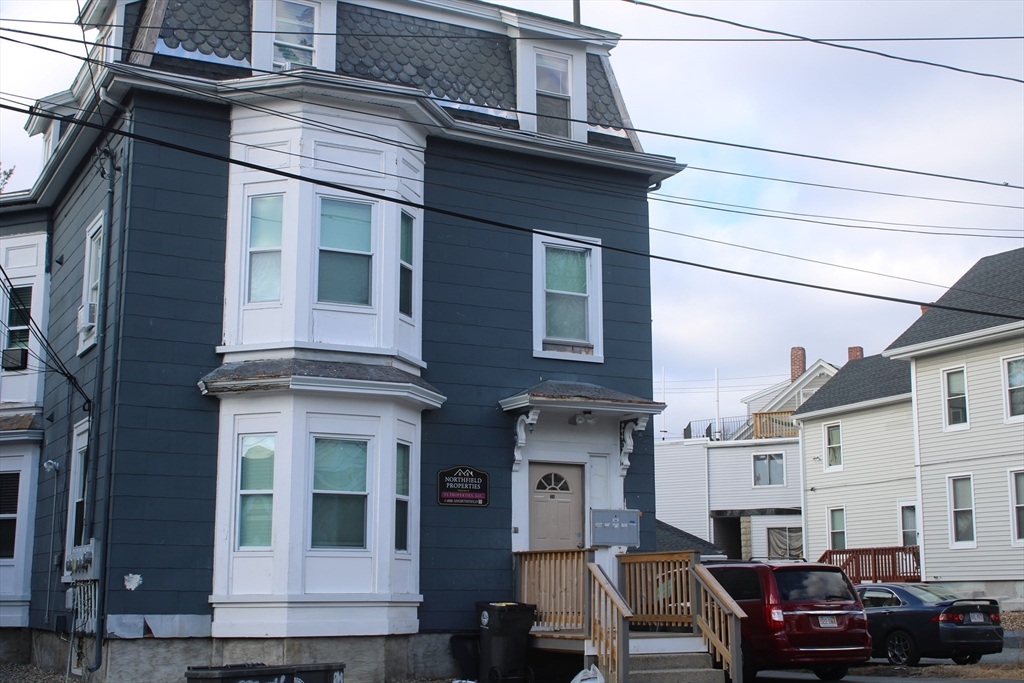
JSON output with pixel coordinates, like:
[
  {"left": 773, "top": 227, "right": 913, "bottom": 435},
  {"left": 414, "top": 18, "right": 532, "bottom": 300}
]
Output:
[
  {"left": 654, "top": 439, "right": 711, "bottom": 540},
  {"left": 914, "top": 337, "right": 1024, "bottom": 582},
  {"left": 707, "top": 440, "right": 801, "bottom": 511},
  {"left": 802, "top": 400, "right": 916, "bottom": 562}
]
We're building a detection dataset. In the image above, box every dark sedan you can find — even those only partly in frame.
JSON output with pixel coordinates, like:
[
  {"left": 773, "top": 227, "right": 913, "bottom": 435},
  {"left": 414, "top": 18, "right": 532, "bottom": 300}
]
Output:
[{"left": 856, "top": 584, "right": 1003, "bottom": 666}]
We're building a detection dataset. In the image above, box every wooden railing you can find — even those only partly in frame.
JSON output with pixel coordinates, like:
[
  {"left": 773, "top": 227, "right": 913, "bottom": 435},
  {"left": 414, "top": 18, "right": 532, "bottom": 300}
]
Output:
[
  {"left": 818, "top": 546, "right": 921, "bottom": 583},
  {"left": 618, "top": 550, "right": 697, "bottom": 628},
  {"left": 589, "top": 562, "right": 633, "bottom": 683},
  {"left": 752, "top": 411, "right": 798, "bottom": 439},
  {"left": 514, "top": 549, "right": 589, "bottom": 631},
  {"left": 691, "top": 563, "right": 747, "bottom": 683}
]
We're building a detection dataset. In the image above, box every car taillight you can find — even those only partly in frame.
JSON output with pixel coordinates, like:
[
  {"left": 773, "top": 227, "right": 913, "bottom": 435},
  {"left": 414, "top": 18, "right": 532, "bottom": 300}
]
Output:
[
  {"left": 931, "top": 612, "right": 964, "bottom": 623},
  {"left": 765, "top": 605, "right": 784, "bottom": 630},
  {"left": 990, "top": 612, "right": 1000, "bottom": 623}
]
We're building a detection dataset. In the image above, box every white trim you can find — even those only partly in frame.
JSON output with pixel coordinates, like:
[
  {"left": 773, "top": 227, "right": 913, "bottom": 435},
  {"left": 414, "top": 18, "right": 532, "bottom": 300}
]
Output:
[
  {"left": 313, "top": 194, "right": 376, "bottom": 310},
  {"left": 793, "top": 393, "right": 912, "bottom": 422},
  {"left": 1001, "top": 354, "right": 1024, "bottom": 424},
  {"left": 897, "top": 499, "right": 918, "bottom": 547},
  {"left": 822, "top": 421, "right": 843, "bottom": 472},
  {"left": 306, "top": 434, "right": 373, "bottom": 552},
  {"left": 532, "top": 231, "right": 604, "bottom": 363},
  {"left": 77, "top": 212, "right": 104, "bottom": 355},
  {"left": 63, "top": 419, "right": 90, "bottom": 580},
  {"left": 827, "top": 505, "right": 846, "bottom": 551},
  {"left": 252, "top": 0, "right": 338, "bottom": 74},
  {"left": 707, "top": 436, "right": 797, "bottom": 449},
  {"left": 884, "top": 321, "right": 1024, "bottom": 360},
  {"left": 215, "top": 342, "right": 427, "bottom": 370},
  {"left": 910, "top": 359, "right": 927, "bottom": 579},
  {"left": 1010, "top": 469, "right": 1024, "bottom": 547},
  {"left": 940, "top": 365, "right": 970, "bottom": 432},
  {"left": 201, "top": 375, "right": 445, "bottom": 409},
  {"left": 751, "top": 452, "right": 786, "bottom": 488},
  {"left": 946, "top": 472, "right": 977, "bottom": 550}
]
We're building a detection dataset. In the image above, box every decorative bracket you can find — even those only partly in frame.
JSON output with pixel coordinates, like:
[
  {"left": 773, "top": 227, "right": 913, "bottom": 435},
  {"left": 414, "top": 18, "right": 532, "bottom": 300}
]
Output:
[
  {"left": 513, "top": 408, "right": 541, "bottom": 472},
  {"left": 619, "top": 416, "right": 650, "bottom": 474}
]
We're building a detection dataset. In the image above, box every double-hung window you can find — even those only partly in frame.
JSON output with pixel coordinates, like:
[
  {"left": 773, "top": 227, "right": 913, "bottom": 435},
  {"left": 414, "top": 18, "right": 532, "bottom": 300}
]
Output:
[
  {"left": 943, "top": 367, "right": 969, "bottom": 429},
  {"left": 79, "top": 216, "right": 103, "bottom": 351},
  {"left": 238, "top": 435, "right": 275, "bottom": 548},
  {"left": 1012, "top": 470, "right": 1024, "bottom": 545},
  {"left": 3, "top": 286, "right": 31, "bottom": 371},
  {"left": 247, "top": 195, "right": 283, "bottom": 303},
  {"left": 900, "top": 504, "right": 917, "bottom": 546},
  {"left": 0, "top": 472, "right": 18, "bottom": 559},
  {"left": 311, "top": 438, "right": 367, "bottom": 549},
  {"left": 318, "top": 198, "right": 372, "bottom": 306},
  {"left": 273, "top": 0, "right": 316, "bottom": 70},
  {"left": 1005, "top": 356, "right": 1023, "bottom": 421},
  {"left": 65, "top": 420, "right": 90, "bottom": 569},
  {"left": 399, "top": 213, "right": 414, "bottom": 318},
  {"left": 828, "top": 507, "right": 846, "bottom": 550},
  {"left": 534, "top": 232, "right": 603, "bottom": 360},
  {"left": 948, "top": 474, "right": 975, "bottom": 547},
  {"left": 824, "top": 423, "right": 842, "bottom": 469},
  {"left": 395, "top": 443, "right": 410, "bottom": 552},
  {"left": 753, "top": 453, "right": 784, "bottom": 486},
  {"left": 536, "top": 52, "right": 570, "bottom": 137}
]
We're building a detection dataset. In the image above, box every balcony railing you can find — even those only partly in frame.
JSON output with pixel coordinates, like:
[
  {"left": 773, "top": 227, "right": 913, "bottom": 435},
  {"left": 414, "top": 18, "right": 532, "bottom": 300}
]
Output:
[
  {"left": 752, "top": 411, "right": 798, "bottom": 439},
  {"left": 684, "top": 411, "right": 797, "bottom": 441},
  {"left": 818, "top": 546, "right": 921, "bottom": 583}
]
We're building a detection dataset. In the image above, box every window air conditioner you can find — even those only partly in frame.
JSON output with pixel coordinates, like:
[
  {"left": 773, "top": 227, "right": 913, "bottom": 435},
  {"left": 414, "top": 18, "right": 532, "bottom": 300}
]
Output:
[
  {"left": 77, "top": 302, "right": 97, "bottom": 332},
  {"left": 1, "top": 347, "right": 29, "bottom": 371}
]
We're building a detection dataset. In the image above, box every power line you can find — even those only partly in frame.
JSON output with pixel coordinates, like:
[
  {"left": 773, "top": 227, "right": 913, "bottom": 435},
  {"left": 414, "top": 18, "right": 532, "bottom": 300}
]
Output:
[
  {"left": 2, "top": 27, "right": 1023, "bottom": 191},
  {"left": 625, "top": 0, "right": 1024, "bottom": 85},
  {"left": 5, "top": 102, "right": 1023, "bottom": 323}
]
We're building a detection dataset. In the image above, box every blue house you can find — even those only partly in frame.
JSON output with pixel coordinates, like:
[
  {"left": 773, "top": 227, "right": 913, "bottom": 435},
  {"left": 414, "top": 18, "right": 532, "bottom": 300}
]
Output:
[{"left": 0, "top": 0, "right": 682, "bottom": 679}]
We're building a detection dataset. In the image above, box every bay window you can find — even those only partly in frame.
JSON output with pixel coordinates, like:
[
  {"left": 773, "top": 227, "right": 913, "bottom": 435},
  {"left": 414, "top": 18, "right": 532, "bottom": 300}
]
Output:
[
  {"left": 238, "top": 435, "right": 275, "bottom": 548},
  {"left": 395, "top": 443, "right": 410, "bottom": 552},
  {"left": 311, "top": 438, "right": 367, "bottom": 549},
  {"left": 399, "top": 212, "right": 413, "bottom": 318},
  {"left": 318, "top": 198, "right": 372, "bottom": 306},
  {"left": 247, "top": 195, "right": 283, "bottom": 303}
]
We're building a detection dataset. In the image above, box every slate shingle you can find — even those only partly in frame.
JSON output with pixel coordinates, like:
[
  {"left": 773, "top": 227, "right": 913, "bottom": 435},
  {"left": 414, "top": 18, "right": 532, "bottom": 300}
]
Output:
[
  {"left": 159, "top": 0, "right": 251, "bottom": 63},
  {"left": 655, "top": 519, "right": 724, "bottom": 554},
  {"left": 793, "top": 354, "right": 911, "bottom": 416},
  {"left": 335, "top": 2, "right": 516, "bottom": 112},
  {"left": 886, "top": 247, "right": 1024, "bottom": 351},
  {"left": 586, "top": 54, "right": 624, "bottom": 129}
]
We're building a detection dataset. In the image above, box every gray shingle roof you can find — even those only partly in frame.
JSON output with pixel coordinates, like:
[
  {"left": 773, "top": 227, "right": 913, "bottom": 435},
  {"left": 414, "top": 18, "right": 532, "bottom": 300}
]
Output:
[
  {"left": 335, "top": 2, "right": 516, "bottom": 111},
  {"left": 506, "top": 380, "right": 660, "bottom": 406},
  {"left": 200, "top": 358, "right": 441, "bottom": 395},
  {"left": 793, "top": 354, "right": 910, "bottom": 416},
  {"left": 886, "top": 247, "right": 1024, "bottom": 352},
  {"left": 655, "top": 520, "right": 724, "bottom": 554},
  {"left": 159, "top": 0, "right": 251, "bottom": 62},
  {"left": 586, "top": 54, "right": 624, "bottom": 129}
]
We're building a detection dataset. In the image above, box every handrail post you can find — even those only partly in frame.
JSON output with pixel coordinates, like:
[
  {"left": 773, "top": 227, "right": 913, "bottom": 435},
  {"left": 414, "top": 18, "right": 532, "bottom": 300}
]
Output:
[
  {"left": 617, "top": 609, "right": 630, "bottom": 683},
  {"left": 514, "top": 552, "right": 523, "bottom": 602},
  {"left": 730, "top": 612, "right": 744, "bottom": 683}
]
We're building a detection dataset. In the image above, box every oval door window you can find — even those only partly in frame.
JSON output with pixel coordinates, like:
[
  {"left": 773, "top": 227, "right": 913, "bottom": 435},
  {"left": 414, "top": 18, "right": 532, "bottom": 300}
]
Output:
[{"left": 536, "top": 472, "right": 571, "bottom": 492}]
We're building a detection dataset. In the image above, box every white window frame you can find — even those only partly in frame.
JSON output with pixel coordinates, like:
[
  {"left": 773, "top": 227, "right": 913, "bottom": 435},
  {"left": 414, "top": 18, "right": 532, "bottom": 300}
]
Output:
[
  {"left": 0, "top": 471, "right": 19, "bottom": 560},
  {"left": 897, "top": 500, "right": 918, "bottom": 547},
  {"left": 823, "top": 422, "right": 843, "bottom": 471},
  {"left": 251, "top": 0, "right": 336, "bottom": 73},
  {"left": 64, "top": 419, "right": 90, "bottom": 580},
  {"left": 244, "top": 192, "right": 285, "bottom": 306},
  {"left": 827, "top": 506, "right": 846, "bottom": 550},
  {"left": 534, "top": 49, "right": 572, "bottom": 138},
  {"left": 1002, "top": 355, "right": 1024, "bottom": 424},
  {"left": 1010, "top": 469, "right": 1024, "bottom": 547},
  {"left": 314, "top": 195, "right": 375, "bottom": 309},
  {"left": 3, "top": 284, "right": 32, "bottom": 359},
  {"left": 398, "top": 211, "right": 415, "bottom": 320},
  {"left": 273, "top": 0, "right": 318, "bottom": 70},
  {"left": 941, "top": 366, "right": 970, "bottom": 431},
  {"left": 307, "top": 434, "right": 372, "bottom": 552},
  {"left": 237, "top": 433, "right": 276, "bottom": 550},
  {"left": 395, "top": 441, "right": 411, "bottom": 554},
  {"left": 752, "top": 452, "right": 785, "bottom": 487},
  {"left": 78, "top": 213, "right": 103, "bottom": 354},
  {"left": 532, "top": 231, "right": 603, "bottom": 363},
  {"left": 946, "top": 473, "right": 977, "bottom": 549}
]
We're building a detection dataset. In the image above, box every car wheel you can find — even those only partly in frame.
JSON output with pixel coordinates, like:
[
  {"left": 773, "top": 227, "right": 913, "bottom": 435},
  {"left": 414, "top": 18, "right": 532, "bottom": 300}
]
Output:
[
  {"left": 951, "top": 654, "right": 981, "bottom": 665},
  {"left": 886, "top": 630, "right": 920, "bottom": 666},
  {"left": 812, "top": 664, "right": 849, "bottom": 681}
]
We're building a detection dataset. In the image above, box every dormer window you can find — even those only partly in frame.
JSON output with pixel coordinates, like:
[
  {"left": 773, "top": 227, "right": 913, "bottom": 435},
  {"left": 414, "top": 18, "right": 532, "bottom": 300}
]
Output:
[
  {"left": 536, "top": 53, "right": 570, "bottom": 137},
  {"left": 274, "top": 0, "right": 316, "bottom": 70}
]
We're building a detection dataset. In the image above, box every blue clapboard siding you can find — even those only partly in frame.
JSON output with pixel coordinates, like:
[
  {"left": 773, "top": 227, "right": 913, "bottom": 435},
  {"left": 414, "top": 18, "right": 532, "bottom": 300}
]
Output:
[
  {"left": 419, "top": 139, "right": 657, "bottom": 632},
  {"left": 29, "top": 92, "right": 228, "bottom": 627}
]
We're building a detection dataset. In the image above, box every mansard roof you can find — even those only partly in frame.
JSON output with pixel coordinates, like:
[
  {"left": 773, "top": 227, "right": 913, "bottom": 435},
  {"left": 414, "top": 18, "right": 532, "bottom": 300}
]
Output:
[
  {"left": 793, "top": 354, "right": 911, "bottom": 418},
  {"left": 886, "top": 247, "right": 1024, "bottom": 353}
]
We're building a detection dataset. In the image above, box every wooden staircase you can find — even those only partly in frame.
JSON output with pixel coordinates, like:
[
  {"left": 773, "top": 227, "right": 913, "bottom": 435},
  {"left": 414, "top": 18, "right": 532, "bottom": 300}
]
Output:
[{"left": 629, "top": 635, "right": 726, "bottom": 683}]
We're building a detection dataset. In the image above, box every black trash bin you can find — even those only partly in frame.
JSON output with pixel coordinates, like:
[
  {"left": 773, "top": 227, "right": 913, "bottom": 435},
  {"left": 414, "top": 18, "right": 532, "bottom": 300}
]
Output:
[
  {"left": 450, "top": 633, "right": 481, "bottom": 679},
  {"left": 476, "top": 601, "right": 536, "bottom": 683},
  {"left": 185, "top": 662, "right": 345, "bottom": 683}
]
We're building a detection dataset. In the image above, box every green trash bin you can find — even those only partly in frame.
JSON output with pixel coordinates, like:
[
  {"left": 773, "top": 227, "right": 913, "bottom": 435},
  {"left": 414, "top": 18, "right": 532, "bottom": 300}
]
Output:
[{"left": 476, "top": 601, "right": 536, "bottom": 683}]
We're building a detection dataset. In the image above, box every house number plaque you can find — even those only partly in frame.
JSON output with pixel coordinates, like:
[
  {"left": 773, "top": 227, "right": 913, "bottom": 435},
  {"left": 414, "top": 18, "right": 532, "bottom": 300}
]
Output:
[{"left": 437, "top": 465, "right": 489, "bottom": 507}]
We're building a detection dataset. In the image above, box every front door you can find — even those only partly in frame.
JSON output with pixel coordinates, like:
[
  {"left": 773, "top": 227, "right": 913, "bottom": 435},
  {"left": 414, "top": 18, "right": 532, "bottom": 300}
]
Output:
[{"left": 529, "top": 463, "right": 584, "bottom": 551}]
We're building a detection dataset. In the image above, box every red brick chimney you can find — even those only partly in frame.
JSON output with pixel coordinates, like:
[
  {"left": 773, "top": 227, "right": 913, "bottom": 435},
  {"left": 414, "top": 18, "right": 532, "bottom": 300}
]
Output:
[
  {"left": 790, "top": 347, "right": 806, "bottom": 382},
  {"left": 848, "top": 346, "right": 864, "bottom": 362},
  {"left": 920, "top": 305, "right": 930, "bottom": 315}
]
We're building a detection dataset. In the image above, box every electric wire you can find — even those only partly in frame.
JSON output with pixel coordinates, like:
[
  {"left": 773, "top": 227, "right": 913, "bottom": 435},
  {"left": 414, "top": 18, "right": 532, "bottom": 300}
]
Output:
[
  {"left": 5, "top": 101, "right": 1023, "bottom": 323},
  {"left": 625, "top": 0, "right": 1024, "bottom": 85},
  {"left": 2, "top": 26, "right": 1023, "bottom": 190}
]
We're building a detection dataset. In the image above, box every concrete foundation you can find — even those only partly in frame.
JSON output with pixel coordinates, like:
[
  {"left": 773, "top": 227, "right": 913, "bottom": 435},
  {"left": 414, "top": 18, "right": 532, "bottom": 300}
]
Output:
[
  {"left": 25, "top": 629, "right": 463, "bottom": 682},
  {"left": 0, "top": 627, "right": 31, "bottom": 664}
]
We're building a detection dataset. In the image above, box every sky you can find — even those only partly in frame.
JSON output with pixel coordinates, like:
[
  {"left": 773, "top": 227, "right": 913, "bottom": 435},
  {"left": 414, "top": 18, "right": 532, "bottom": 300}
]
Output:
[{"left": 1, "top": 0, "right": 1022, "bottom": 437}]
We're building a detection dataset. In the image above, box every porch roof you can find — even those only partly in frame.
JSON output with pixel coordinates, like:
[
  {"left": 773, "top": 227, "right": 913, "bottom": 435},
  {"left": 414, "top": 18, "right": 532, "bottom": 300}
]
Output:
[{"left": 498, "top": 380, "right": 665, "bottom": 416}]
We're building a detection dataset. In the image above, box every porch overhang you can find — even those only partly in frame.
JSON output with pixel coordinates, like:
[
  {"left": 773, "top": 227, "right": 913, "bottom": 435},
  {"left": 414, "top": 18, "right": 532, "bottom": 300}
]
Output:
[{"left": 498, "top": 380, "right": 665, "bottom": 420}]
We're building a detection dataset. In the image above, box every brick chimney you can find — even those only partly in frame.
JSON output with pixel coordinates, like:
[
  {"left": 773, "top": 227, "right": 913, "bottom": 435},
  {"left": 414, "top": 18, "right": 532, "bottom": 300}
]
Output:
[
  {"left": 790, "top": 347, "right": 806, "bottom": 382},
  {"left": 921, "top": 305, "right": 930, "bottom": 315},
  {"left": 848, "top": 346, "right": 864, "bottom": 362}
]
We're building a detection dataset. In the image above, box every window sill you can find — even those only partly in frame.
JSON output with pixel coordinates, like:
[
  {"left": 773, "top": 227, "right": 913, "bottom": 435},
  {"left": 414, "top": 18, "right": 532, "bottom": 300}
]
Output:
[
  {"left": 534, "top": 349, "right": 604, "bottom": 364},
  {"left": 943, "top": 423, "right": 970, "bottom": 433},
  {"left": 77, "top": 337, "right": 96, "bottom": 357},
  {"left": 949, "top": 541, "right": 977, "bottom": 550},
  {"left": 752, "top": 484, "right": 787, "bottom": 488},
  {"left": 824, "top": 465, "right": 844, "bottom": 473},
  {"left": 1004, "top": 414, "right": 1024, "bottom": 424}
]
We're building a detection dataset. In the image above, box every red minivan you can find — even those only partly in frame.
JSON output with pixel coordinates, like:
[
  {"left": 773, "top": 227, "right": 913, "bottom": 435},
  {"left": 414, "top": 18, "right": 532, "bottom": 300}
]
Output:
[{"left": 707, "top": 562, "right": 872, "bottom": 681}]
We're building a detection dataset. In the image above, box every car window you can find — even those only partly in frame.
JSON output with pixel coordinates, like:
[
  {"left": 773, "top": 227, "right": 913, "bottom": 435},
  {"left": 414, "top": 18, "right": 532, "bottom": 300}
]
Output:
[
  {"left": 708, "top": 567, "right": 762, "bottom": 601},
  {"left": 774, "top": 569, "right": 856, "bottom": 601},
  {"left": 859, "top": 587, "right": 900, "bottom": 608},
  {"left": 903, "top": 584, "right": 961, "bottom": 603}
]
